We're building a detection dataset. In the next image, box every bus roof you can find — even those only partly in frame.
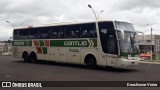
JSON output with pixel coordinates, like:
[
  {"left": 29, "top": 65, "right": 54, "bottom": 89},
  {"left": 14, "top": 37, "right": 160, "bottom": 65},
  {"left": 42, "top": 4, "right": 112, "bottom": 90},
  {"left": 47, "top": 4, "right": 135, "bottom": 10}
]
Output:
[{"left": 14, "top": 20, "right": 130, "bottom": 30}]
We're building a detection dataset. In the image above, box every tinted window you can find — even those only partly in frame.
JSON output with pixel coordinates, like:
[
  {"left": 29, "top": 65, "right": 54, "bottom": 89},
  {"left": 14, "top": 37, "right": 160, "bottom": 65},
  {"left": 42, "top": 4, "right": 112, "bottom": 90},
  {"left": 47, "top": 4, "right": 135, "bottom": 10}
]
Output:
[
  {"left": 13, "top": 30, "right": 20, "bottom": 40},
  {"left": 13, "top": 23, "right": 97, "bottom": 40},
  {"left": 79, "top": 23, "right": 97, "bottom": 38},
  {"left": 18, "top": 29, "right": 29, "bottom": 39},
  {"left": 28, "top": 28, "right": 38, "bottom": 39},
  {"left": 99, "top": 21, "right": 118, "bottom": 55},
  {"left": 62, "top": 23, "right": 96, "bottom": 38}
]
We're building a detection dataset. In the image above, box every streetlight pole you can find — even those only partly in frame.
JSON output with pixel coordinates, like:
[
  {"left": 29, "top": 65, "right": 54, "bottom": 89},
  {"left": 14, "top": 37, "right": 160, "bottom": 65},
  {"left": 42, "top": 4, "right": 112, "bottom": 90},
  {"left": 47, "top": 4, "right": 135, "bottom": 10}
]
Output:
[
  {"left": 2, "top": 46, "right": 3, "bottom": 55},
  {"left": 6, "top": 21, "right": 15, "bottom": 27},
  {"left": 88, "top": 4, "right": 101, "bottom": 47},
  {"left": 88, "top": 4, "right": 99, "bottom": 37},
  {"left": 143, "top": 24, "right": 153, "bottom": 60},
  {"left": 88, "top": 4, "right": 98, "bottom": 20},
  {"left": 151, "top": 27, "right": 153, "bottom": 61},
  {"left": 98, "top": 10, "right": 104, "bottom": 19}
]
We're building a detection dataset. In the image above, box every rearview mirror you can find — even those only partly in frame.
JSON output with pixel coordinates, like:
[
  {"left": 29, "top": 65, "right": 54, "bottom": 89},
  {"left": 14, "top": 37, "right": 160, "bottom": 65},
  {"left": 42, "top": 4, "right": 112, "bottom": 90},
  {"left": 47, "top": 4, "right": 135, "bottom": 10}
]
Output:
[
  {"left": 117, "top": 29, "right": 124, "bottom": 40},
  {"left": 136, "top": 31, "right": 145, "bottom": 41}
]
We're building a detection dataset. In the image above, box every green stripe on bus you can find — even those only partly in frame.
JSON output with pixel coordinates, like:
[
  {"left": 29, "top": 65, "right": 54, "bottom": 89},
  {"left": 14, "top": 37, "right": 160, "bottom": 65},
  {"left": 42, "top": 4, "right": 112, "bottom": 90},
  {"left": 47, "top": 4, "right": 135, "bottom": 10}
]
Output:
[
  {"left": 50, "top": 39, "right": 97, "bottom": 47},
  {"left": 12, "top": 39, "right": 97, "bottom": 47},
  {"left": 12, "top": 41, "right": 32, "bottom": 46},
  {"left": 92, "top": 39, "right": 97, "bottom": 47},
  {"left": 12, "top": 41, "right": 28, "bottom": 46},
  {"left": 50, "top": 40, "right": 64, "bottom": 47},
  {"left": 42, "top": 47, "right": 47, "bottom": 54},
  {"left": 28, "top": 41, "right": 32, "bottom": 46},
  {"left": 39, "top": 40, "right": 45, "bottom": 46}
]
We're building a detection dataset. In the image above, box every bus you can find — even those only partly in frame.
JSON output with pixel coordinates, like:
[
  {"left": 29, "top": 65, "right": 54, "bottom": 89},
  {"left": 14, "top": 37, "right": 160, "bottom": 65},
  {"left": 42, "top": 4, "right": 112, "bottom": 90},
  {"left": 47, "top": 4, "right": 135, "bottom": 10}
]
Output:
[{"left": 12, "top": 20, "right": 140, "bottom": 68}]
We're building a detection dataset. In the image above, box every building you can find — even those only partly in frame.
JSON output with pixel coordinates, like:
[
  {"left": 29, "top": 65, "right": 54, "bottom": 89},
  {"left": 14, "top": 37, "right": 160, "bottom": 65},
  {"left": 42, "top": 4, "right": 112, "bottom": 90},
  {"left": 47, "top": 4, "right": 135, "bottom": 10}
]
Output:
[
  {"left": 138, "top": 35, "right": 160, "bottom": 60},
  {"left": 0, "top": 41, "right": 5, "bottom": 54},
  {"left": 0, "top": 41, "right": 12, "bottom": 55}
]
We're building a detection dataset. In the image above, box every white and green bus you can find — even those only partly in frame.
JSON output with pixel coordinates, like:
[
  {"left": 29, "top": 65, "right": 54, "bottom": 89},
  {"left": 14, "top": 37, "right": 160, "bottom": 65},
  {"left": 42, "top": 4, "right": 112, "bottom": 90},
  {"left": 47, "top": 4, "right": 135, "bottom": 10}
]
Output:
[{"left": 12, "top": 20, "right": 140, "bottom": 68}]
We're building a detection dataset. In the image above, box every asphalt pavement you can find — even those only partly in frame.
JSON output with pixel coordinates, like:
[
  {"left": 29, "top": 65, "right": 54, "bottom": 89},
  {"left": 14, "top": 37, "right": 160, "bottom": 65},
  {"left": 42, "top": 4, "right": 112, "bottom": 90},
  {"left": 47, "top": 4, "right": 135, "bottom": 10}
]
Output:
[{"left": 0, "top": 56, "right": 160, "bottom": 90}]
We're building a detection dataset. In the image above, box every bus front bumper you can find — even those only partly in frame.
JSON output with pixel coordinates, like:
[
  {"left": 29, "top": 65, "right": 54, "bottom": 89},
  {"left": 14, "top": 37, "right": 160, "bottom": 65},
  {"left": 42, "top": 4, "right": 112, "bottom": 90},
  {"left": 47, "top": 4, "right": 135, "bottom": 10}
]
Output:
[
  {"left": 118, "top": 58, "right": 140, "bottom": 66},
  {"left": 107, "top": 58, "right": 140, "bottom": 67}
]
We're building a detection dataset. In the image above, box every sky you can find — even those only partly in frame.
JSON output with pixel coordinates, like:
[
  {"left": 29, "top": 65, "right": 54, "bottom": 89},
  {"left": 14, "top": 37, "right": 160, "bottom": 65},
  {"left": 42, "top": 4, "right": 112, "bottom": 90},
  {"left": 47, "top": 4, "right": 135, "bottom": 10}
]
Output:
[{"left": 0, "top": 0, "right": 160, "bottom": 40}]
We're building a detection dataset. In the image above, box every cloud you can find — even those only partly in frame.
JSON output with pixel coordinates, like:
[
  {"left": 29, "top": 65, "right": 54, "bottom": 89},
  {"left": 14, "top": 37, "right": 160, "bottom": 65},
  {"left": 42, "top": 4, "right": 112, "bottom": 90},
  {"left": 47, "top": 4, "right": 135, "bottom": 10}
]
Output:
[
  {"left": 0, "top": 25, "right": 12, "bottom": 40},
  {"left": 0, "top": 0, "right": 160, "bottom": 40},
  {"left": 113, "top": 0, "right": 160, "bottom": 11}
]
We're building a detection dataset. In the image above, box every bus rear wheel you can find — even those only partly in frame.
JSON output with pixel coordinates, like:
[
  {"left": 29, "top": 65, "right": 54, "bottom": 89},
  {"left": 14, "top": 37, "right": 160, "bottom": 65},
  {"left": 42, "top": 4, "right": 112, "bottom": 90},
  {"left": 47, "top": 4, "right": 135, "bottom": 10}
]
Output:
[
  {"left": 85, "top": 56, "right": 97, "bottom": 68},
  {"left": 30, "top": 53, "right": 37, "bottom": 63},
  {"left": 24, "top": 54, "right": 29, "bottom": 62}
]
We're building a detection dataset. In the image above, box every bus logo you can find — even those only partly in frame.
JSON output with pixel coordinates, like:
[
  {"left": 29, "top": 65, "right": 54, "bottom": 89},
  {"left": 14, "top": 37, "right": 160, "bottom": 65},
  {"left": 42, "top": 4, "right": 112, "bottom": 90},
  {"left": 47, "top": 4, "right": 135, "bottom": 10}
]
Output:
[
  {"left": 64, "top": 41, "right": 88, "bottom": 47},
  {"left": 14, "top": 42, "right": 24, "bottom": 46}
]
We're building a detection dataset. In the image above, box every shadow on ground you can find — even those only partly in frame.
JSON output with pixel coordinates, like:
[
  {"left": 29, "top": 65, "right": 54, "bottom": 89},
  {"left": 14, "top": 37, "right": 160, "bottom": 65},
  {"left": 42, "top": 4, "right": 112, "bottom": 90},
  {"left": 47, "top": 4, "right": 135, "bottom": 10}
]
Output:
[{"left": 13, "top": 60, "right": 140, "bottom": 73}]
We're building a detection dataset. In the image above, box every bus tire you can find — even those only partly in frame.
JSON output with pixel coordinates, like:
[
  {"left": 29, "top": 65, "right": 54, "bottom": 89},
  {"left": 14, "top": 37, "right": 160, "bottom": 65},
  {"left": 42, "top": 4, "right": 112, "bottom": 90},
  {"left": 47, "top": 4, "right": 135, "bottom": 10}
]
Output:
[
  {"left": 85, "top": 55, "right": 97, "bottom": 68},
  {"left": 23, "top": 53, "right": 29, "bottom": 62},
  {"left": 30, "top": 52, "right": 37, "bottom": 63}
]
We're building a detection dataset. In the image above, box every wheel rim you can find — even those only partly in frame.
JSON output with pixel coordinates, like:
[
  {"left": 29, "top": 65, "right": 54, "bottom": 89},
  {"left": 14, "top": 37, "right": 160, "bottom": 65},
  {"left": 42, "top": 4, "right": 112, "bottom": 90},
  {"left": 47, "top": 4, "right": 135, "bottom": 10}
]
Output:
[
  {"left": 88, "top": 59, "right": 94, "bottom": 65},
  {"left": 30, "top": 56, "right": 36, "bottom": 63},
  {"left": 86, "top": 57, "right": 96, "bottom": 68},
  {"left": 24, "top": 55, "right": 29, "bottom": 62}
]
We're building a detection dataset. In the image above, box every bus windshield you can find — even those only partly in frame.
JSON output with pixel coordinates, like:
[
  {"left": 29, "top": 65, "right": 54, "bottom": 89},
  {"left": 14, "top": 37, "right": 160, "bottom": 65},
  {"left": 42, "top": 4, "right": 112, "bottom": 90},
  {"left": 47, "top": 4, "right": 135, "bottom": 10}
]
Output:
[{"left": 115, "top": 21, "right": 139, "bottom": 57}]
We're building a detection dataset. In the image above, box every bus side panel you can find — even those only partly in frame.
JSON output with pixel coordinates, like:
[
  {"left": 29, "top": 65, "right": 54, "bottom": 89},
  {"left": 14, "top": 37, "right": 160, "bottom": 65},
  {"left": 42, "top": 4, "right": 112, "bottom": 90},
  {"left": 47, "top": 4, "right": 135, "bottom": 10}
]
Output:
[
  {"left": 12, "top": 46, "right": 35, "bottom": 59},
  {"left": 106, "top": 54, "right": 119, "bottom": 66},
  {"left": 98, "top": 49, "right": 107, "bottom": 66},
  {"left": 12, "top": 46, "right": 21, "bottom": 58},
  {"left": 44, "top": 47, "right": 67, "bottom": 62},
  {"left": 45, "top": 47, "right": 55, "bottom": 61},
  {"left": 66, "top": 48, "right": 81, "bottom": 64},
  {"left": 53, "top": 47, "right": 66, "bottom": 62}
]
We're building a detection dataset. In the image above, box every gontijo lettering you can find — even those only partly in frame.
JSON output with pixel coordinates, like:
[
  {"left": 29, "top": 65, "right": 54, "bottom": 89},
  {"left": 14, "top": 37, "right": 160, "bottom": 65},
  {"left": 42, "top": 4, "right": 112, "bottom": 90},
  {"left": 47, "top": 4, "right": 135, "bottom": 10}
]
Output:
[
  {"left": 64, "top": 41, "right": 88, "bottom": 46},
  {"left": 14, "top": 42, "right": 25, "bottom": 46}
]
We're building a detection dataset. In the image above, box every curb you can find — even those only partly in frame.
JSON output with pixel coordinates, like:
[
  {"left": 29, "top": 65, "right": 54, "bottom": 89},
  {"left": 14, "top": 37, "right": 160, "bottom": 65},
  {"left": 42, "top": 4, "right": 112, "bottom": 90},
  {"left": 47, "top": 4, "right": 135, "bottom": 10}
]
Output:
[{"left": 140, "top": 61, "right": 160, "bottom": 64}]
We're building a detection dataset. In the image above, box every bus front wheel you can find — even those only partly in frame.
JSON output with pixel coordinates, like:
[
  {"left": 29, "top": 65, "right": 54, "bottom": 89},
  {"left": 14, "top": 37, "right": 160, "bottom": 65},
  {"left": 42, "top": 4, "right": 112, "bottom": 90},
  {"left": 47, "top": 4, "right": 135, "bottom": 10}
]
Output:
[{"left": 85, "top": 55, "right": 97, "bottom": 68}]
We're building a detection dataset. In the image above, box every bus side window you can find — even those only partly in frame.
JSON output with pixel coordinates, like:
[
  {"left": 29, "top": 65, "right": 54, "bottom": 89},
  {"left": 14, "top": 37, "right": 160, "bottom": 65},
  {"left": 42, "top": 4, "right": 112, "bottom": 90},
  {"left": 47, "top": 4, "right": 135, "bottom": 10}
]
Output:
[
  {"left": 101, "top": 29, "right": 107, "bottom": 35},
  {"left": 58, "top": 31, "right": 63, "bottom": 38},
  {"left": 81, "top": 30, "right": 85, "bottom": 37},
  {"left": 36, "top": 28, "right": 43, "bottom": 39},
  {"left": 100, "top": 29, "right": 108, "bottom": 52},
  {"left": 53, "top": 32, "right": 58, "bottom": 39},
  {"left": 99, "top": 21, "right": 118, "bottom": 54},
  {"left": 81, "top": 30, "right": 89, "bottom": 38},
  {"left": 70, "top": 31, "right": 76, "bottom": 38},
  {"left": 90, "top": 29, "right": 97, "bottom": 38},
  {"left": 38, "top": 33, "right": 43, "bottom": 39},
  {"left": 28, "top": 29, "right": 37, "bottom": 39},
  {"left": 64, "top": 26, "right": 73, "bottom": 38},
  {"left": 48, "top": 27, "right": 58, "bottom": 39},
  {"left": 48, "top": 30, "right": 53, "bottom": 39},
  {"left": 107, "top": 34, "right": 117, "bottom": 54},
  {"left": 80, "top": 23, "right": 96, "bottom": 38},
  {"left": 75, "top": 30, "right": 80, "bottom": 38},
  {"left": 19, "top": 29, "right": 29, "bottom": 39},
  {"left": 14, "top": 30, "right": 20, "bottom": 40},
  {"left": 85, "top": 30, "right": 90, "bottom": 38}
]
